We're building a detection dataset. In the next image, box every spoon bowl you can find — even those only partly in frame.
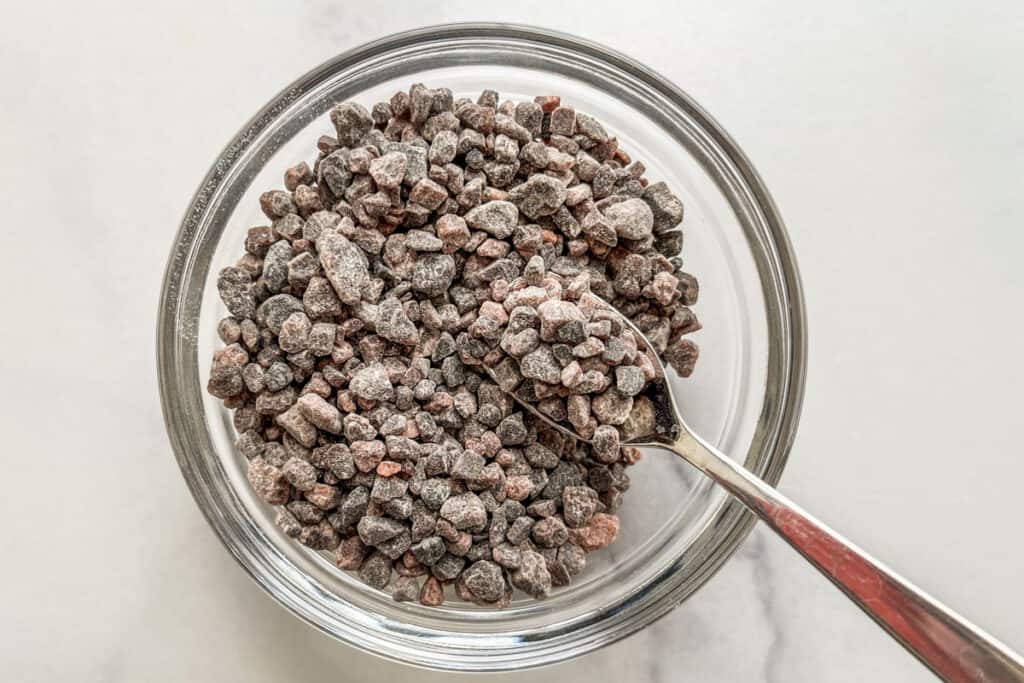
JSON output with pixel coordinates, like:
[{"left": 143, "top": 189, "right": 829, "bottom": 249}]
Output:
[{"left": 482, "top": 294, "right": 684, "bottom": 447}]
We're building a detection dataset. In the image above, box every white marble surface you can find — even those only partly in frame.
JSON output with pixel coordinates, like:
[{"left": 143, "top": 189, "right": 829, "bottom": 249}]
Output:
[{"left": 2, "top": 1, "right": 1023, "bottom": 681}]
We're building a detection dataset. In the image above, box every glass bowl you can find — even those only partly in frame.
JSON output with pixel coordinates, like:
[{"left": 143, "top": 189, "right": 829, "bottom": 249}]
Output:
[{"left": 157, "top": 23, "right": 806, "bottom": 672}]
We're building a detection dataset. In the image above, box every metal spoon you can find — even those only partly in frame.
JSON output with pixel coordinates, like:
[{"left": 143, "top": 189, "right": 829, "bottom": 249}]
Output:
[{"left": 487, "top": 299, "right": 1024, "bottom": 683}]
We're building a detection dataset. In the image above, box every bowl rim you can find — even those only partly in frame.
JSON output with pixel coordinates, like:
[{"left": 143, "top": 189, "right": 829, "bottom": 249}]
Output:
[{"left": 157, "top": 21, "right": 807, "bottom": 671}]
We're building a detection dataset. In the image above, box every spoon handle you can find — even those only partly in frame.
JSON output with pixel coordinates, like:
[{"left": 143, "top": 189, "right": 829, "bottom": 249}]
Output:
[{"left": 664, "top": 432, "right": 1024, "bottom": 682}]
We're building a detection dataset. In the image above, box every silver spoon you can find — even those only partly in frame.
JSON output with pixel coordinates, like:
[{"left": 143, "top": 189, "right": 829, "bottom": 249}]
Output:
[{"left": 487, "top": 299, "right": 1024, "bottom": 683}]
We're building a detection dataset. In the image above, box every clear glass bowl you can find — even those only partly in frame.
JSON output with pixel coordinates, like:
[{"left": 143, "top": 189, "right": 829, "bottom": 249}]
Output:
[{"left": 157, "top": 23, "right": 806, "bottom": 672}]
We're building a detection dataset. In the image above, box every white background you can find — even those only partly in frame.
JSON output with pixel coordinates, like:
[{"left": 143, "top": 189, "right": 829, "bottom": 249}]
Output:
[{"left": 1, "top": 2, "right": 1022, "bottom": 681}]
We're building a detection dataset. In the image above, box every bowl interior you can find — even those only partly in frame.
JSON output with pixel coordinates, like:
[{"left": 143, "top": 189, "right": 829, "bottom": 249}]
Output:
[{"left": 161, "top": 25, "right": 803, "bottom": 671}]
